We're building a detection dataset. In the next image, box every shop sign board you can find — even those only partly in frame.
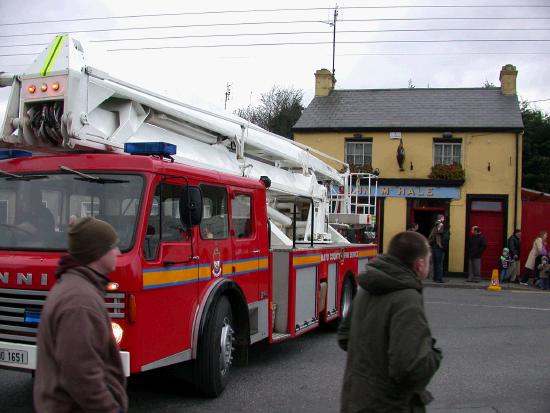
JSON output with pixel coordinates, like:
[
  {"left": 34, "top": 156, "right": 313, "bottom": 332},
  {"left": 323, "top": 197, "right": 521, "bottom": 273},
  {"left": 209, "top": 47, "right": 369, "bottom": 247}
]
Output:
[{"left": 353, "top": 185, "right": 460, "bottom": 199}]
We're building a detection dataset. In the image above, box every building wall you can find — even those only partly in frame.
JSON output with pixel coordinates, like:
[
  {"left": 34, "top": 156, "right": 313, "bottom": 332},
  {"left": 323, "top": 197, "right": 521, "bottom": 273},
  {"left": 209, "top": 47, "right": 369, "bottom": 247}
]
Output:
[
  {"left": 294, "top": 130, "right": 522, "bottom": 273},
  {"left": 382, "top": 197, "right": 407, "bottom": 252}
]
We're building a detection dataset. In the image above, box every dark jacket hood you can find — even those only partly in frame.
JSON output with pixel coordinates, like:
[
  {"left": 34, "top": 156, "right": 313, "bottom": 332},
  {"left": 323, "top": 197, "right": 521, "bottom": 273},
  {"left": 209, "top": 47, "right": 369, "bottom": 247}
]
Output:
[{"left": 358, "top": 254, "right": 422, "bottom": 295}]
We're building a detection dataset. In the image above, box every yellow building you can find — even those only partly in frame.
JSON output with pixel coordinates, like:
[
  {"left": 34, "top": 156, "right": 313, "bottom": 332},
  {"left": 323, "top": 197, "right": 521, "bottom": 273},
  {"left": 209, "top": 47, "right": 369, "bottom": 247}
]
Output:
[{"left": 294, "top": 66, "right": 524, "bottom": 277}]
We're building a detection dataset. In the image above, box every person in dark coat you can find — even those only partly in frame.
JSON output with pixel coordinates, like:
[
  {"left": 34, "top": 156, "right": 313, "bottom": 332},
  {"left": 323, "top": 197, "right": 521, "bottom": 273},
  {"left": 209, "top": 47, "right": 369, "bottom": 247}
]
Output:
[
  {"left": 428, "top": 214, "right": 449, "bottom": 283},
  {"left": 338, "top": 231, "right": 442, "bottom": 413},
  {"left": 507, "top": 229, "right": 521, "bottom": 283},
  {"left": 34, "top": 217, "right": 128, "bottom": 413},
  {"left": 467, "top": 226, "right": 487, "bottom": 282}
]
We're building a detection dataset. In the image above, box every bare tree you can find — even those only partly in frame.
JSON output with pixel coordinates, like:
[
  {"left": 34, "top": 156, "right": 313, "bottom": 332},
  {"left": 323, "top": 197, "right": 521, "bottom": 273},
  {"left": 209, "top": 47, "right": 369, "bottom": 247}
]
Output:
[{"left": 235, "top": 86, "right": 304, "bottom": 139}]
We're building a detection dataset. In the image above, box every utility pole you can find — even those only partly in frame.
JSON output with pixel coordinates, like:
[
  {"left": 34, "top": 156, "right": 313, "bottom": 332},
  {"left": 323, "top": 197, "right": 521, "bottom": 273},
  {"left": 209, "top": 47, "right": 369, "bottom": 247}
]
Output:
[
  {"left": 331, "top": 4, "right": 339, "bottom": 77},
  {"left": 224, "top": 83, "right": 231, "bottom": 110}
]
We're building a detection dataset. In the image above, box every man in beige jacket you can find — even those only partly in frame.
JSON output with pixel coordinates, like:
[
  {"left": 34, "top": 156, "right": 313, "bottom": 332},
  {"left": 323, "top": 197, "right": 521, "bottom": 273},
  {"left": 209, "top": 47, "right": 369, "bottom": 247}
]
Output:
[{"left": 34, "top": 217, "right": 128, "bottom": 413}]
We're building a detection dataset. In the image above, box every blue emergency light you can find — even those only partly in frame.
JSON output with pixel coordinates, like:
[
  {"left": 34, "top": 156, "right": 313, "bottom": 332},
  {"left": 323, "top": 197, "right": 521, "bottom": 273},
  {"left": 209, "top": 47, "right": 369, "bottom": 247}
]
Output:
[
  {"left": 0, "top": 149, "right": 33, "bottom": 160},
  {"left": 124, "top": 142, "right": 177, "bottom": 157}
]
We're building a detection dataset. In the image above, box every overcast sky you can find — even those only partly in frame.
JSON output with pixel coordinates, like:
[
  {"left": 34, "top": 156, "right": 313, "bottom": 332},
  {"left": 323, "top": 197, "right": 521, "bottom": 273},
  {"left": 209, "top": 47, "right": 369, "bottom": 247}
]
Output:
[{"left": 1, "top": 0, "right": 549, "bottom": 121}]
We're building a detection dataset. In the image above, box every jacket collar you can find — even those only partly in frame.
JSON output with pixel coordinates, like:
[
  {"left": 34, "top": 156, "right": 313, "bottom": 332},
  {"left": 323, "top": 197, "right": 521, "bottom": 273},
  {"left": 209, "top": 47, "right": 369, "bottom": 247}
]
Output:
[{"left": 65, "top": 266, "right": 110, "bottom": 294}]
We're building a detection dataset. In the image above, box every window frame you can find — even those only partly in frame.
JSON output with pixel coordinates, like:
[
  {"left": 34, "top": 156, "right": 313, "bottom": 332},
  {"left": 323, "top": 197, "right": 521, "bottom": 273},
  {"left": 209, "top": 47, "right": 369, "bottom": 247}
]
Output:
[
  {"left": 143, "top": 181, "right": 192, "bottom": 261},
  {"left": 231, "top": 192, "right": 254, "bottom": 239},
  {"left": 199, "top": 184, "right": 229, "bottom": 240},
  {"left": 0, "top": 172, "right": 145, "bottom": 252},
  {"left": 345, "top": 138, "right": 373, "bottom": 167},
  {"left": 432, "top": 139, "right": 462, "bottom": 166}
]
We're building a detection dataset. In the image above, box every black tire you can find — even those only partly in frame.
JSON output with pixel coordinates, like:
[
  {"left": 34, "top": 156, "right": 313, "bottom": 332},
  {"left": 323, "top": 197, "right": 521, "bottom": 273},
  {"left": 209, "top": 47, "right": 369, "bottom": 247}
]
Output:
[
  {"left": 340, "top": 277, "right": 354, "bottom": 321},
  {"left": 193, "top": 296, "right": 234, "bottom": 397},
  {"left": 322, "top": 276, "right": 354, "bottom": 331}
]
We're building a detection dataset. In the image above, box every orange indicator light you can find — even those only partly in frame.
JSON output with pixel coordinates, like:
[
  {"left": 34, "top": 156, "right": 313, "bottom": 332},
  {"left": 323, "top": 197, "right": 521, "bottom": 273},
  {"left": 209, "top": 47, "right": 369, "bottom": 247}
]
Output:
[
  {"left": 40, "top": 83, "right": 48, "bottom": 92},
  {"left": 106, "top": 282, "right": 119, "bottom": 292},
  {"left": 51, "top": 82, "right": 60, "bottom": 91},
  {"left": 28, "top": 85, "right": 36, "bottom": 94}
]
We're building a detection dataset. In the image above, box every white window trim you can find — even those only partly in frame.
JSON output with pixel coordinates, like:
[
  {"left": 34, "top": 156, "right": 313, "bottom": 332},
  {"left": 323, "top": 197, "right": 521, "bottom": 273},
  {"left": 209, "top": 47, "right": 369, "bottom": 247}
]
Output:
[
  {"left": 345, "top": 141, "right": 373, "bottom": 167},
  {"left": 432, "top": 142, "right": 462, "bottom": 166}
]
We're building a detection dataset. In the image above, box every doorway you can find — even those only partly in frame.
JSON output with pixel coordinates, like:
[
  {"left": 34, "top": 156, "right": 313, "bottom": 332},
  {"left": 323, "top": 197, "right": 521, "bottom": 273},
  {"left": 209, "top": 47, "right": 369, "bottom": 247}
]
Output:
[
  {"left": 409, "top": 201, "right": 450, "bottom": 275},
  {"left": 467, "top": 197, "right": 507, "bottom": 278},
  {"left": 411, "top": 208, "right": 445, "bottom": 239}
]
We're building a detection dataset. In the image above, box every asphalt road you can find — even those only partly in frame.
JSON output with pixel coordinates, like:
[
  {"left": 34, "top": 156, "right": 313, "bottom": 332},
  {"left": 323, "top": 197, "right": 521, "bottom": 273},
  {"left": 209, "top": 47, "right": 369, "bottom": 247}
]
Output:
[{"left": 1, "top": 287, "right": 549, "bottom": 413}]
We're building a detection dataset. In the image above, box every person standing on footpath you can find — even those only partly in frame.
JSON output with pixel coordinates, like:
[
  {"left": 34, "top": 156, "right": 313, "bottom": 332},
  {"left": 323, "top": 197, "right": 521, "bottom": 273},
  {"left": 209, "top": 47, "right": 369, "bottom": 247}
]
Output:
[
  {"left": 428, "top": 214, "right": 449, "bottom": 283},
  {"left": 338, "top": 231, "right": 443, "bottom": 413},
  {"left": 507, "top": 229, "right": 521, "bottom": 283},
  {"left": 34, "top": 217, "right": 128, "bottom": 413},
  {"left": 521, "top": 230, "right": 548, "bottom": 286},
  {"left": 467, "top": 226, "right": 487, "bottom": 283}
]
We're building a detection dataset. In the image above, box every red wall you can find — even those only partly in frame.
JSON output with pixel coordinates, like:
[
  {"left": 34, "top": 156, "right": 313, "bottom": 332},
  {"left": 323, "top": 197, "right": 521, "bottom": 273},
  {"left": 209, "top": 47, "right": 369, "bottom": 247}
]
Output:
[{"left": 520, "top": 201, "right": 550, "bottom": 268}]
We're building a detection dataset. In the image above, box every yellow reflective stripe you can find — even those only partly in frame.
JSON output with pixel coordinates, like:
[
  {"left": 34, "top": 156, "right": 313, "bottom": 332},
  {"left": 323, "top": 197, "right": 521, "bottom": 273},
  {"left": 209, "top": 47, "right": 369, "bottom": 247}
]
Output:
[
  {"left": 223, "top": 259, "right": 258, "bottom": 276},
  {"left": 143, "top": 267, "right": 198, "bottom": 288},
  {"left": 198, "top": 265, "right": 211, "bottom": 280},
  {"left": 40, "top": 35, "right": 65, "bottom": 77},
  {"left": 293, "top": 254, "right": 321, "bottom": 267},
  {"left": 258, "top": 257, "right": 269, "bottom": 270},
  {"left": 358, "top": 249, "right": 377, "bottom": 257}
]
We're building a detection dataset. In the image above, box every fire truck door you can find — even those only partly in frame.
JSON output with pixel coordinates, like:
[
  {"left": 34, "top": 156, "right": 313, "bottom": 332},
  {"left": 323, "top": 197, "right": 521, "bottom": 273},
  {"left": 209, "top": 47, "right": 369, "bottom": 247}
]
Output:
[
  {"left": 197, "top": 184, "right": 233, "bottom": 286},
  {"left": 229, "top": 190, "right": 262, "bottom": 302},
  {"left": 141, "top": 181, "right": 199, "bottom": 359}
]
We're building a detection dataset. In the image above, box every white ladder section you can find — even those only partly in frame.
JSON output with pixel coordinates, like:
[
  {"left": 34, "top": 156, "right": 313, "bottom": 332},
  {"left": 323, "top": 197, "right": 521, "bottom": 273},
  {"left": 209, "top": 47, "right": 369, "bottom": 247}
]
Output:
[{"left": 0, "top": 33, "right": 378, "bottom": 246}]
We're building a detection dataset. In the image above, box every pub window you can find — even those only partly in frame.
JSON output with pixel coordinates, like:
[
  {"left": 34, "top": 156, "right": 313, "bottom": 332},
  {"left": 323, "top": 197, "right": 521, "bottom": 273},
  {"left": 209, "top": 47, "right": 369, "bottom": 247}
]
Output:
[
  {"left": 345, "top": 139, "right": 372, "bottom": 168},
  {"left": 433, "top": 142, "right": 461, "bottom": 166}
]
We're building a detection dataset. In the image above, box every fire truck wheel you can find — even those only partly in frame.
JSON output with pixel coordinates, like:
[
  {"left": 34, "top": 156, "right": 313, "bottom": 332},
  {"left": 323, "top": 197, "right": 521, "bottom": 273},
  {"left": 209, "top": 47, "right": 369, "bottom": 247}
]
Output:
[
  {"left": 340, "top": 277, "right": 354, "bottom": 320},
  {"left": 194, "top": 296, "right": 234, "bottom": 397}
]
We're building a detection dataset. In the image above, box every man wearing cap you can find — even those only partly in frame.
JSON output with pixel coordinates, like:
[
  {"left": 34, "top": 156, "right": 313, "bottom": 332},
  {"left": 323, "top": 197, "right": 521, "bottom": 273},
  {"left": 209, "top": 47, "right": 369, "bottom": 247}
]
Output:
[
  {"left": 34, "top": 217, "right": 128, "bottom": 413},
  {"left": 467, "top": 225, "right": 487, "bottom": 283}
]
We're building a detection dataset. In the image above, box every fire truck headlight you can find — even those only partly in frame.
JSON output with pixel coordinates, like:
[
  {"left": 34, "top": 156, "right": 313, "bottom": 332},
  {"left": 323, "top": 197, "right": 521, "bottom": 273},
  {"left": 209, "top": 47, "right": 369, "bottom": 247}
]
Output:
[{"left": 111, "top": 321, "right": 124, "bottom": 345}]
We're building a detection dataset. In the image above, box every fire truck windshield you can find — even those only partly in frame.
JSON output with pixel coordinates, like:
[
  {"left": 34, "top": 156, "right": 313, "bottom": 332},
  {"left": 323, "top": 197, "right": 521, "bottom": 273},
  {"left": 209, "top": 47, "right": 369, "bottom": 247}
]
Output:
[{"left": 0, "top": 172, "right": 143, "bottom": 251}]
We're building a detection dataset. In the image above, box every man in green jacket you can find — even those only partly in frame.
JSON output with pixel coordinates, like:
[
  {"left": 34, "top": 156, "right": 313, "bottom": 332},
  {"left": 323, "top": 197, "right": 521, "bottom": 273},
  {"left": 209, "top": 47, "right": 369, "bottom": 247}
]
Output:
[{"left": 338, "top": 231, "right": 442, "bottom": 413}]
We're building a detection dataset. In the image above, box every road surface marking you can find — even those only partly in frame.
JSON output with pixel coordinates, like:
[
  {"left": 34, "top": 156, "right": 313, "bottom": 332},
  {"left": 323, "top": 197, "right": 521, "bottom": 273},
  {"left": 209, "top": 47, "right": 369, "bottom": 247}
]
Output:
[{"left": 426, "top": 301, "right": 550, "bottom": 312}]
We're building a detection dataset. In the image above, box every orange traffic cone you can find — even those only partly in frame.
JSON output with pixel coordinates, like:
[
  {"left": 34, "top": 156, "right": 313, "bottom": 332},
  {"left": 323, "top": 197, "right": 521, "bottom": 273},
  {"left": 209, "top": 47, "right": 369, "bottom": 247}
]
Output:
[{"left": 487, "top": 268, "right": 502, "bottom": 292}]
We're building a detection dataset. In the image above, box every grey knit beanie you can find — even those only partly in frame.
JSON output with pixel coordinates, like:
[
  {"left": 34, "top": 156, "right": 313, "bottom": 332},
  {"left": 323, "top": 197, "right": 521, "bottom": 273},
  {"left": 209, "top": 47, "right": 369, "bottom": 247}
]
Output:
[{"left": 68, "top": 217, "right": 119, "bottom": 264}]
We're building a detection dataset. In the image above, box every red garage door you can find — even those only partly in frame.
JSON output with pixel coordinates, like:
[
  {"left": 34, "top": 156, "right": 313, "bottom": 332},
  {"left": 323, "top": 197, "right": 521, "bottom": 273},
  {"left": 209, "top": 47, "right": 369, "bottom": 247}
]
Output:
[{"left": 469, "top": 200, "right": 505, "bottom": 278}]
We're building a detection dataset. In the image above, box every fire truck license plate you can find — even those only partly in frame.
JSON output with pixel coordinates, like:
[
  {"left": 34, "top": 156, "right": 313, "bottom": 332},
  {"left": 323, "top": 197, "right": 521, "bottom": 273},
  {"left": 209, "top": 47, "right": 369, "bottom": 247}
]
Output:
[{"left": 0, "top": 348, "right": 28, "bottom": 365}]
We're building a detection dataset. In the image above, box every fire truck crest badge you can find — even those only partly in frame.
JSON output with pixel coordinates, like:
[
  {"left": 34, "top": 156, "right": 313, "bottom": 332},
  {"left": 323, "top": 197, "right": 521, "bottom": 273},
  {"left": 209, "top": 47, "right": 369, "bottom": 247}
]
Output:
[{"left": 212, "top": 247, "right": 222, "bottom": 277}]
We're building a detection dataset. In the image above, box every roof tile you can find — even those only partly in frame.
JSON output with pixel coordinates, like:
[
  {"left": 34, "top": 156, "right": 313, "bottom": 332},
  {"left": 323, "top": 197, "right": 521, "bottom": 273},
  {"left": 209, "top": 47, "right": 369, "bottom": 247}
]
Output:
[{"left": 293, "top": 88, "right": 523, "bottom": 130}]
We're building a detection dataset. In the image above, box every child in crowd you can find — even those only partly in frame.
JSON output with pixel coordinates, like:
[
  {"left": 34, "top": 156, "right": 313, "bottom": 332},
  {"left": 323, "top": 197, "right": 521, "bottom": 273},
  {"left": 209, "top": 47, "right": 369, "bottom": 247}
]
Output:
[
  {"left": 537, "top": 256, "right": 550, "bottom": 290},
  {"left": 499, "top": 247, "right": 513, "bottom": 284}
]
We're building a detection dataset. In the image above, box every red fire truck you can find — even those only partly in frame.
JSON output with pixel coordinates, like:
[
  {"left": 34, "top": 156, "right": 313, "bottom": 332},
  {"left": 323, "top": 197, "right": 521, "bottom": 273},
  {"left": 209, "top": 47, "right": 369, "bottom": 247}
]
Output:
[{"left": 0, "top": 34, "right": 378, "bottom": 396}]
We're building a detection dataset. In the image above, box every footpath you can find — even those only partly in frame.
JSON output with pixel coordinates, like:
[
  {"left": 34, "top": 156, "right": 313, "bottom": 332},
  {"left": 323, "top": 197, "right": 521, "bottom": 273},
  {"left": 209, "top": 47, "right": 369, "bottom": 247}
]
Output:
[{"left": 423, "top": 277, "right": 550, "bottom": 292}]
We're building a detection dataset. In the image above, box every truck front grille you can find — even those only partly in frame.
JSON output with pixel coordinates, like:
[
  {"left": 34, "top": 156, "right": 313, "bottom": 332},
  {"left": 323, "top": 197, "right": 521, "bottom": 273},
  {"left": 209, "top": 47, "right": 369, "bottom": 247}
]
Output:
[{"left": 0, "top": 288, "right": 126, "bottom": 344}]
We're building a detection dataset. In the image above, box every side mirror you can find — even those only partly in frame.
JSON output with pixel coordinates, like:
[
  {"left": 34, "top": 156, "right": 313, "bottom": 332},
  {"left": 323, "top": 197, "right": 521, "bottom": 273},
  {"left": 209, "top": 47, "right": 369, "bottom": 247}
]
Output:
[{"left": 180, "top": 186, "right": 203, "bottom": 226}]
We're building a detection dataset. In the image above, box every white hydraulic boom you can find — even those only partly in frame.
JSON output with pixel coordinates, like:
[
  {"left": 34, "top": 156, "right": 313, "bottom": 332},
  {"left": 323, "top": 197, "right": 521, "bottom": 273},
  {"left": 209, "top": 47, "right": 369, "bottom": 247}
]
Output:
[{"left": 0, "top": 34, "right": 377, "bottom": 245}]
